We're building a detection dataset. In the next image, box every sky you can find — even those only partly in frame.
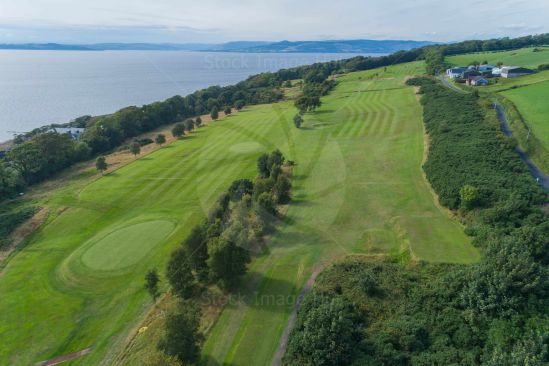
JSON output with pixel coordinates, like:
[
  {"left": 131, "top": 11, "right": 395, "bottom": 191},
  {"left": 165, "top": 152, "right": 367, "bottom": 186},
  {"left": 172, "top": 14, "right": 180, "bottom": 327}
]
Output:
[{"left": 0, "top": 0, "right": 547, "bottom": 44}]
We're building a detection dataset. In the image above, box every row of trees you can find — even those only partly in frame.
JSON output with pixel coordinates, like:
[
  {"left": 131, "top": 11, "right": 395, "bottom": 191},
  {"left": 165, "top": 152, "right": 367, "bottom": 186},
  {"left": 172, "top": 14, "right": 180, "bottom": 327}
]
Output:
[{"left": 146, "top": 150, "right": 291, "bottom": 364}]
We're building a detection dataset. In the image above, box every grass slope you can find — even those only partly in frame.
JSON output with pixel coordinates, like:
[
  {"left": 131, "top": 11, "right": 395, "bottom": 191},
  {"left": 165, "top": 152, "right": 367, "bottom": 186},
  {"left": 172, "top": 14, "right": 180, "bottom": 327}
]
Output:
[
  {"left": 447, "top": 46, "right": 549, "bottom": 68},
  {"left": 0, "top": 62, "right": 478, "bottom": 366}
]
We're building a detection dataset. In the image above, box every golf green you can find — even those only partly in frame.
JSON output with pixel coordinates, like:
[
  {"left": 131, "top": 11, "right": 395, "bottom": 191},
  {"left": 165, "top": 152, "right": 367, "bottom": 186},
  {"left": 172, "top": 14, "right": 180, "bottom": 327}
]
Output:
[{"left": 81, "top": 220, "right": 176, "bottom": 271}]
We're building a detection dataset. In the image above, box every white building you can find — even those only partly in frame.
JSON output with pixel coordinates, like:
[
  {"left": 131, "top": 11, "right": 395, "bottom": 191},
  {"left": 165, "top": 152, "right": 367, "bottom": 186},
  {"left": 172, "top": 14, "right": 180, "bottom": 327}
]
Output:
[{"left": 446, "top": 67, "right": 467, "bottom": 79}]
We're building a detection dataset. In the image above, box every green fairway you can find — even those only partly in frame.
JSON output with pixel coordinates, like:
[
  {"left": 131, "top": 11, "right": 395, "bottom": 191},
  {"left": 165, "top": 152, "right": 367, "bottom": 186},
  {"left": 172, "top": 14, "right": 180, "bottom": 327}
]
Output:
[
  {"left": 447, "top": 46, "right": 549, "bottom": 68},
  {"left": 0, "top": 62, "right": 479, "bottom": 366},
  {"left": 201, "top": 63, "right": 479, "bottom": 365}
]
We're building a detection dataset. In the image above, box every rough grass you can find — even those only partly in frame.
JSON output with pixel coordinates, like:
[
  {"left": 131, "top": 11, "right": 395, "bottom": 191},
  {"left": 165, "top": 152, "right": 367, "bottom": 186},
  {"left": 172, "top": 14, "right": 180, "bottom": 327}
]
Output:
[{"left": 0, "top": 61, "right": 478, "bottom": 366}]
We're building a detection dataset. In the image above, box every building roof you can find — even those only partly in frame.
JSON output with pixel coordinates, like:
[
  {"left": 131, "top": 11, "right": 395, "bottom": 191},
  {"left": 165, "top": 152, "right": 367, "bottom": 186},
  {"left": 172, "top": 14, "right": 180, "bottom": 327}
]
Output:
[{"left": 501, "top": 66, "right": 534, "bottom": 73}]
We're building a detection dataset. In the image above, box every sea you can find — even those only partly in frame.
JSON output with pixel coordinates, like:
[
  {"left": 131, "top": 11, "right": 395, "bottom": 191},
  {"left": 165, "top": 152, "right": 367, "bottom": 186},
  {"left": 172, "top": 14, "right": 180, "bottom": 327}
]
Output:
[{"left": 0, "top": 51, "right": 375, "bottom": 142}]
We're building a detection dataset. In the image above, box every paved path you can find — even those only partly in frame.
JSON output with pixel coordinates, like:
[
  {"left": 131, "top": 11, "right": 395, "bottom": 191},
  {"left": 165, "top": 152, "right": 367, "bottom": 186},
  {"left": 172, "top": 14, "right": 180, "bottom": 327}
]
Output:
[{"left": 436, "top": 75, "right": 468, "bottom": 93}]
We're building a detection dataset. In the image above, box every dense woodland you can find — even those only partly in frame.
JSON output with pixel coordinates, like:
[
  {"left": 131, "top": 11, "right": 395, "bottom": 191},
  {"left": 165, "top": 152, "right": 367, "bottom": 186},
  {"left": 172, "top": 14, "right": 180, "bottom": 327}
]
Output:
[{"left": 284, "top": 77, "right": 548, "bottom": 365}]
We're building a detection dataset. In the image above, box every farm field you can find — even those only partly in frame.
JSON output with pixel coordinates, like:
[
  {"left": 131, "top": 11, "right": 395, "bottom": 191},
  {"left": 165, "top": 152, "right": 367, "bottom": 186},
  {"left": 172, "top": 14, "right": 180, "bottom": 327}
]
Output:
[
  {"left": 0, "top": 62, "right": 479, "bottom": 366},
  {"left": 447, "top": 46, "right": 549, "bottom": 68}
]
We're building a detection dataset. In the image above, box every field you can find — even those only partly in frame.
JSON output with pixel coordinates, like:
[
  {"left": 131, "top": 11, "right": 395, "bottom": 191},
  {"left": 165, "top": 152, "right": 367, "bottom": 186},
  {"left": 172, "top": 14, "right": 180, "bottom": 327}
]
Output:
[
  {"left": 0, "top": 62, "right": 479, "bottom": 366},
  {"left": 447, "top": 46, "right": 549, "bottom": 68},
  {"left": 501, "top": 80, "right": 549, "bottom": 168}
]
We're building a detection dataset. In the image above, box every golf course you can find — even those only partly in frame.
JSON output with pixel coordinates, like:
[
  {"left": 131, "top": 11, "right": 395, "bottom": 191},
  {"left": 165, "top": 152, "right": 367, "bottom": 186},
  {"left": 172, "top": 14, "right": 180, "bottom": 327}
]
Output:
[{"left": 0, "top": 62, "right": 479, "bottom": 365}]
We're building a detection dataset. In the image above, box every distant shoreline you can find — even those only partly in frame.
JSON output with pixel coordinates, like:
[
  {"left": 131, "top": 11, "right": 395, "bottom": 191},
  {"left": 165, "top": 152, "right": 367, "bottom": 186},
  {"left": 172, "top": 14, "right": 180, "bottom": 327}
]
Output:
[{"left": 0, "top": 39, "right": 435, "bottom": 53}]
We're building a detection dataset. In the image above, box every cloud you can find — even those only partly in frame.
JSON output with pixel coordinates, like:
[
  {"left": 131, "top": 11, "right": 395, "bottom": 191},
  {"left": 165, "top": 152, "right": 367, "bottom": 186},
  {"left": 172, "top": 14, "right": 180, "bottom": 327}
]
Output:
[{"left": 0, "top": 0, "right": 547, "bottom": 43}]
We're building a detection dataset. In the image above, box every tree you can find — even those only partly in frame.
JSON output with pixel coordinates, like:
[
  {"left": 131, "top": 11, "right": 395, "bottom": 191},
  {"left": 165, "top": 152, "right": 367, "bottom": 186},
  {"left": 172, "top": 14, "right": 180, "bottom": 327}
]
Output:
[
  {"left": 294, "top": 95, "right": 322, "bottom": 113},
  {"left": 274, "top": 175, "right": 291, "bottom": 203},
  {"left": 166, "top": 248, "right": 196, "bottom": 299},
  {"left": 461, "top": 238, "right": 544, "bottom": 317},
  {"left": 0, "top": 163, "right": 22, "bottom": 200},
  {"left": 96, "top": 156, "right": 108, "bottom": 175},
  {"left": 144, "top": 269, "right": 161, "bottom": 301},
  {"left": 130, "top": 141, "right": 141, "bottom": 157},
  {"left": 183, "top": 226, "right": 209, "bottom": 280},
  {"left": 284, "top": 295, "right": 360, "bottom": 366},
  {"left": 234, "top": 100, "right": 245, "bottom": 110},
  {"left": 228, "top": 179, "right": 254, "bottom": 202},
  {"left": 158, "top": 302, "right": 203, "bottom": 365},
  {"left": 424, "top": 48, "right": 446, "bottom": 75},
  {"left": 224, "top": 107, "right": 232, "bottom": 115},
  {"left": 460, "top": 184, "right": 479, "bottom": 210},
  {"left": 184, "top": 119, "right": 194, "bottom": 133},
  {"left": 293, "top": 114, "right": 303, "bottom": 128},
  {"left": 7, "top": 141, "right": 47, "bottom": 183},
  {"left": 210, "top": 106, "right": 219, "bottom": 120},
  {"left": 257, "top": 192, "right": 277, "bottom": 216},
  {"left": 207, "top": 237, "right": 250, "bottom": 289},
  {"left": 257, "top": 153, "right": 271, "bottom": 178},
  {"left": 155, "top": 134, "right": 166, "bottom": 146},
  {"left": 195, "top": 117, "right": 202, "bottom": 128},
  {"left": 171, "top": 123, "right": 185, "bottom": 138}
]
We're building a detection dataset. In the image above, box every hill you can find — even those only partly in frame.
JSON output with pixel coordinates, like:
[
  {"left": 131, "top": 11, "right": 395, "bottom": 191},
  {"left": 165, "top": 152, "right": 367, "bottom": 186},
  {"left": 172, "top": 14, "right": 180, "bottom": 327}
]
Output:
[
  {"left": 0, "top": 39, "right": 434, "bottom": 53},
  {"left": 222, "top": 39, "right": 435, "bottom": 53}
]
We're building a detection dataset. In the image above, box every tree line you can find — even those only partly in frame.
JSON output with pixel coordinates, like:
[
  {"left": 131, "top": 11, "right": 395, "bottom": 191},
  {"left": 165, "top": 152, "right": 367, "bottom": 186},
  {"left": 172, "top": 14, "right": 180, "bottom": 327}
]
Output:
[
  {"left": 144, "top": 150, "right": 292, "bottom": 364},
  {"left": 285, "top": 77, "right": 548, "bottom": 365}
]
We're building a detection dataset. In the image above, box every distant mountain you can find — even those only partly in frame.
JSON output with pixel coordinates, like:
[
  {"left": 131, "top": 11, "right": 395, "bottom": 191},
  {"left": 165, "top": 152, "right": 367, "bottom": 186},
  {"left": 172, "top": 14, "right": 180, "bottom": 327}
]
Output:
[
  {"left": 223, "top": 40, "right": 436, "bottom": 53},
  {"left": 0, "top": 42, "right": 273, "bottom": 51},
  {"left": 0, "top": 43, "right": 94, "bottom": 51},
  {"left": 0, "top": 40, "right": 435, "bottom": 53}
]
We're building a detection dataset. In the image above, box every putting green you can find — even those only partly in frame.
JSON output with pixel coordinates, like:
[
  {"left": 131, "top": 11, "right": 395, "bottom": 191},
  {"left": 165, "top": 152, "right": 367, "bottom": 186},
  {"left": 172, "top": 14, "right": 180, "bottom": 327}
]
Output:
[{"left": 81, "top": 220, "right": 175, "bottom": 271}]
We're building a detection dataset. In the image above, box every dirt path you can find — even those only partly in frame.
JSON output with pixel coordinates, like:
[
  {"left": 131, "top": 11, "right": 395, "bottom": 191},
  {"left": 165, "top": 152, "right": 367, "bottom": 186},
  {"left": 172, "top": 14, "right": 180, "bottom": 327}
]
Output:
[
  {"left": 271, "top": 265, "right": 325, "bottom": 366},
  {"left": 34, "top": 348, "right": 92, "bottom": 366}
]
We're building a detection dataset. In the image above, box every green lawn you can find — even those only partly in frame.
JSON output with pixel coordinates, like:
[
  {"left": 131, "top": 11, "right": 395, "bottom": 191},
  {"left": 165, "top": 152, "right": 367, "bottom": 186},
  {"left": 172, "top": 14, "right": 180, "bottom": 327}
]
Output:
[
  {"left": 447, "top": 46, "right": 549, "bottom": 68},
  {"left": 0, "top": 62, "right": 479, "bottom": 366}
]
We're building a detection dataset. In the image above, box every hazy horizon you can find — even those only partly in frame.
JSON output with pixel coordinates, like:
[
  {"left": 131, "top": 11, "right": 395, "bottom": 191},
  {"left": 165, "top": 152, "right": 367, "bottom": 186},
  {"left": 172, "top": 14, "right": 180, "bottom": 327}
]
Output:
[{"left": 1, "top": 0, "right": 548, "bottom": 44}]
